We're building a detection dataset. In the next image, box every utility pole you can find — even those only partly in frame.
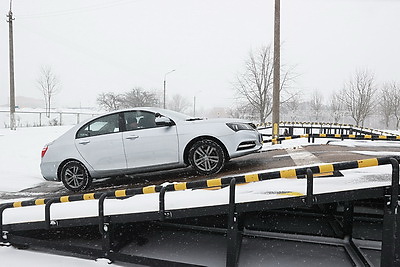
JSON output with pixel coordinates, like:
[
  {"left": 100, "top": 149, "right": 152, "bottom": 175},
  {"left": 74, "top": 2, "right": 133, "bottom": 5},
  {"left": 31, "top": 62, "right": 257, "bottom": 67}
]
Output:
[
  {"left": 7, "top": 0, "right": 16, "bottom": 130},
  {"left": 272, "top": 0, "right": 281, "bottom": 143}
]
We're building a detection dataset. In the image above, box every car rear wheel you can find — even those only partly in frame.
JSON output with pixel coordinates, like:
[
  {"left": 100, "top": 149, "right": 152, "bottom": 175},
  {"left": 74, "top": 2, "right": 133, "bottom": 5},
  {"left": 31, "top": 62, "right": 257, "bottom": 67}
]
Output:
[
  {"left": 189, "top": 139, "right": 225, "bottom": 175},
  {"left": 60, "top": 160, "right": 92, "bottom": 192}
]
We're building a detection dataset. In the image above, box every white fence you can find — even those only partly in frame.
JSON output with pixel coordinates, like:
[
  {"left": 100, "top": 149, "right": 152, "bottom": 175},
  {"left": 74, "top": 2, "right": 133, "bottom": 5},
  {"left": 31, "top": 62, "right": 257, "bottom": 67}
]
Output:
[{"left": 0, "top": 109, "right": 101, "bottom": 128}]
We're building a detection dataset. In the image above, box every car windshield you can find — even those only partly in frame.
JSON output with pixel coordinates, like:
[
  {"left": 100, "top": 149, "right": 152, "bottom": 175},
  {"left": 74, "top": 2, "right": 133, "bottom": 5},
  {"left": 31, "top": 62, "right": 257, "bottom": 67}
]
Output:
[{"left": 160, "top": 109, "right": 203, "bottom": 122}]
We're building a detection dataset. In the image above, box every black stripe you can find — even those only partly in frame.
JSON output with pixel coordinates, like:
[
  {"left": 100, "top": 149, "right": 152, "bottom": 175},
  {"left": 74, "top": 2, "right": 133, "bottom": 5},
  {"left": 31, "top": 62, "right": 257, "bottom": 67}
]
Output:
[
  {"left": 258, "top": 171, "right": 282, "bottom": 180},
  {"left": 333, "top": 161, "right": 358, "bottom": 171}
]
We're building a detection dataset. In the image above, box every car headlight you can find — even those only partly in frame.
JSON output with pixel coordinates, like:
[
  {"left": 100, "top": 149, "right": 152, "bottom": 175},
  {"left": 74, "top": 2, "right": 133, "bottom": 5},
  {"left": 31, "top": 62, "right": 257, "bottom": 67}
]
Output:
[{"left": 226, "top": 123, "right": 255, "bottom": 132}]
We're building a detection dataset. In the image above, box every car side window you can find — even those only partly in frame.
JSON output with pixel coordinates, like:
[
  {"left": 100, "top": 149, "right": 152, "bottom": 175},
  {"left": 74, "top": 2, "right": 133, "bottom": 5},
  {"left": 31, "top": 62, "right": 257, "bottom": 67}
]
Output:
[
  {"left": 124, "top": 111, "right": 157, "bottom": 131},
  {"left": 76, "top": 113, "right": 120, "bottom": 138},
  {"left": 124, "top": 111, "right": 140, "bottom": 131}
]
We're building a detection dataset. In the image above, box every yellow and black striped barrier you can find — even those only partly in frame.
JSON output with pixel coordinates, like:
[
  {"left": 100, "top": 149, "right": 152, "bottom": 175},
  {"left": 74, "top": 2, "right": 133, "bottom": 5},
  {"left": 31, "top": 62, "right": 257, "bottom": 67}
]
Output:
[
  {"left": 263, "top": 133, "right": 400, "bottom": 144},
  {"left": 263, "top": 134, "right": 309, "bottom": 143},
  {"left": 2, "top": 156, "right": 397, "bottom": 211},
  {"left": 257, "top": 121, "right": 399, "bottom": 137}
]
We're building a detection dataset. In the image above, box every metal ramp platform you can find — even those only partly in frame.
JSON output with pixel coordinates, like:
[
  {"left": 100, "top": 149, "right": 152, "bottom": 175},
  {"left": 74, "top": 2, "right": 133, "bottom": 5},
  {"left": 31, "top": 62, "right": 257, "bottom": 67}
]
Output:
[{"left": 1, "top": 157, "right": 400, "bottom": 266}]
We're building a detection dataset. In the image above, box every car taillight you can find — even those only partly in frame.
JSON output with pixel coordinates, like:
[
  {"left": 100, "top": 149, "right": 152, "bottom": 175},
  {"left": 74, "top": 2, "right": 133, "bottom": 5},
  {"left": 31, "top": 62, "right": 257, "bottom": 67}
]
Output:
[{"left": 41, "top": 145, "right": 48, "bottom": 158}]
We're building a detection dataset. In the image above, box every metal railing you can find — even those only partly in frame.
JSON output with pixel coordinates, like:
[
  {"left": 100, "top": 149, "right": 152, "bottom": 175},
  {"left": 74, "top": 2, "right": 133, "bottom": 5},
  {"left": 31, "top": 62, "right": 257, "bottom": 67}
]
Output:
[
  {"left": 0, "top": 110, "right": 100, "bottom": 128},
  {"left": 0, "top": 156, "right": 399, "bottom": 265}
]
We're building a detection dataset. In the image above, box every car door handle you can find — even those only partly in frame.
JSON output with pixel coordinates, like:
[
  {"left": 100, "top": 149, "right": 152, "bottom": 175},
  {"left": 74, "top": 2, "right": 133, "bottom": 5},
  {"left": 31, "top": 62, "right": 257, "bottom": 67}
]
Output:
[
  {"left": 78, "top": 140, "right": 90, "bottom": 145},
  {"left": 126, "top": 135, "right": 139, "bottom": 140}
]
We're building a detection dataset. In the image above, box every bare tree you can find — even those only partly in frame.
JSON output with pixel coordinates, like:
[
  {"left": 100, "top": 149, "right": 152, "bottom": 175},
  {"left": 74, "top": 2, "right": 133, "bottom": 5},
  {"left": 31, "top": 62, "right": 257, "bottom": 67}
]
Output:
[
  {"left": 169, "top": 94, "right": 190, "bottom": 113},
  {"left": 380, "top": 83, "right": 396, "bottom": 128},
  {"left": 282, "top": 94, "right": 302, "bottom": 121},
  {"left": 234, "top": 45, "right": 295, "bottom": 123},
  {"left": 310, "top": 90, "right": 324, "bottom": 121},
  {"left": 229, "top": 102, "right": 259, "bottom": 121},
  {"left": 329, "top": 91, "right": 343, "bottom": 123},
  {"left": 386, "top": 82, "right": 400, "bottom": 129},
  {"left": 122, "top": 87, "right": 159, "bottom": 108},
  {"left": 96, "top": 92, "right": 124, "bottom": 111},
  {"left": 37, "top": 66, "right": 60, "bottom": 117},
  {"left": 340, "top": 69, "right": 377, "bottom": 126}
]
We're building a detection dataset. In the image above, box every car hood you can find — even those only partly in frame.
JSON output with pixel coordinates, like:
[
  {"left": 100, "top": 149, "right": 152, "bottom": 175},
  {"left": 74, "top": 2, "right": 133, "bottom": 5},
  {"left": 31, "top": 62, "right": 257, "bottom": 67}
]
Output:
[{"left": 182, "top": 117, "right": 253, "bottom": 124}]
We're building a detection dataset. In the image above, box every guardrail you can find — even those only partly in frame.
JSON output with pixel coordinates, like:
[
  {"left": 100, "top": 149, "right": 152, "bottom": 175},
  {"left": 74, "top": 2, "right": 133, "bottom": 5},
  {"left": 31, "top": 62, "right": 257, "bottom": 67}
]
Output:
[
  {"left": 263, "top": 133, "right": 400, "bottom": 144},
  {"left": 1, "top": 156, "right": 399, "bottom": 266},
  {"left": 258, "top": 121, "right": 398, "bottom": 137}
]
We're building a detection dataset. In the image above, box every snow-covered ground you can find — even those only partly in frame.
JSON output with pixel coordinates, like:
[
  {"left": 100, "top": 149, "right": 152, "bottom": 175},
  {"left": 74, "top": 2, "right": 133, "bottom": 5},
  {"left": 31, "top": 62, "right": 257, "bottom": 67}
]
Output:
[{"left": 1, "top": 125, "right": 400, "bottom": 265}]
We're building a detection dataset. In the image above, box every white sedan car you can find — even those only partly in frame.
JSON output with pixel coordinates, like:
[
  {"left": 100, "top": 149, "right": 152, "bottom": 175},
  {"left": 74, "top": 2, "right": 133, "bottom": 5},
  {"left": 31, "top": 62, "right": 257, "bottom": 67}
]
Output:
[{"left": 40, "top": 107, "right": 263, "bottom": 191}]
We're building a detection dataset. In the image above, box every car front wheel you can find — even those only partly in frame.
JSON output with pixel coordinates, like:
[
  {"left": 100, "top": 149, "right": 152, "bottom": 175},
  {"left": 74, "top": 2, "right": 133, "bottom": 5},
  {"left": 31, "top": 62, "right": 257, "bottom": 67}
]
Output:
[
  {"left": 60, "top": 160, "right": 92, "bottom": 192},
  {"left": 189, "top": 139, "right": 225, "bottom": 175}
]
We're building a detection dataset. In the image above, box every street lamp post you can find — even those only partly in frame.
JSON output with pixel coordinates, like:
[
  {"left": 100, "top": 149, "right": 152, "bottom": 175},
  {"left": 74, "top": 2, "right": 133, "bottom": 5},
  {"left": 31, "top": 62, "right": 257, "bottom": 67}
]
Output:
[{"left": 163, "top": 69, "right": 176, "bottom": 109}]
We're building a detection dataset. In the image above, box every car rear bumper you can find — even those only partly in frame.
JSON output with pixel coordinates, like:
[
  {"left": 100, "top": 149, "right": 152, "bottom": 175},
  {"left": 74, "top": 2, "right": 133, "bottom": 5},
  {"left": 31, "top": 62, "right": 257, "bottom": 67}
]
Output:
[{"left": 40, "top": 161, "right": 59, "bottom": 181}]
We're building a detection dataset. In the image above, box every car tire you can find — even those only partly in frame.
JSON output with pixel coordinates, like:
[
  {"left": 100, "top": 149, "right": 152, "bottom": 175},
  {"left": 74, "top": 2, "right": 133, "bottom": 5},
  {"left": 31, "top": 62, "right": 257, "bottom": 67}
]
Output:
[
  {"left": 188, "top": 139, "right": 225, "bottom": 175},
  {"left": 60, "top": 160, "right": 92, "bottom": 192}
]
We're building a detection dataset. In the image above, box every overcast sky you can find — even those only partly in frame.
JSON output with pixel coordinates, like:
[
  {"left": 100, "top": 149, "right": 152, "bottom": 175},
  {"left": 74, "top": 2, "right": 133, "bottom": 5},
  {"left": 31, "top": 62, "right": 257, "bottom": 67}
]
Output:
[{"left": 0, "top": 0, "right": 399, "bottom": 111}]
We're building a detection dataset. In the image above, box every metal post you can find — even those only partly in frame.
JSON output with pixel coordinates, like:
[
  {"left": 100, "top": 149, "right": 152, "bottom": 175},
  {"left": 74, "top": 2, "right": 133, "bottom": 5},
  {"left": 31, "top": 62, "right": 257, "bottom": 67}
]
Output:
[
  {"left": 342, "top": 201, "right": 354, "bottom": 238},
  {"left": 45, "top": 199, "right": 56, "bottom": 230},
  {"left": 226, "top": 178, "right": 242, "bottom": 267},
  {"left": 306, "top": 168, "right": 314, "bottom": 207},
  {"left": 163, "top": 79, "right": 166, "bottom": 109},
  {"left": 163, "top": 69, "right": 175, "bottom": 109},
  {"left": 159, "top": 186, "right": 167, "bottom": 221},
  {"left": 381, "top": 158, "right": 400, "bottom": 266},
  {"left": 7, "top": 1, "right": 16, "bottom": 130},
  {"left": 98, "top": 193, "right": 108, "bottom": 235},
  {"left": 0, "top": 204, "right": 12, "bottom": 242}
]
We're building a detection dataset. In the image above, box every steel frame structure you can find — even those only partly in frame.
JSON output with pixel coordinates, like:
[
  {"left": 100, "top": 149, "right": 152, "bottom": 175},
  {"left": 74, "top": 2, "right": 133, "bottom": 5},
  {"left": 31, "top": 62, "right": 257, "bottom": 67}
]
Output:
[{"left": 0, "top": 159, "right": 399, "bottom": 266}]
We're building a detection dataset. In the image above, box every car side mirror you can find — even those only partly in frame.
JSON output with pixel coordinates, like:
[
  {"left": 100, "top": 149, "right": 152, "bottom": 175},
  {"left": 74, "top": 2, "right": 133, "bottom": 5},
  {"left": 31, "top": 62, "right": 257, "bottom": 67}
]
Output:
[{"left": 155, "top": 116, "right": 175, "bottom": 126}]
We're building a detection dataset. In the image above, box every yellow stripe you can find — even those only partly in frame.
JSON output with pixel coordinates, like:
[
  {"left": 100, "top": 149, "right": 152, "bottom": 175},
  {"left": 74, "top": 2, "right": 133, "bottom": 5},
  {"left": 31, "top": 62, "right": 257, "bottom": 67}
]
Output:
[
  {"left": 280, "top": 169, "right": 297, "bottom": 178},
  {"left": 174, "top": 182, "right": 187, "bottom": 191},
  {"left": 35, "top": 199, "right": 45, "bottom": 205},
  {"left": 349, "top": 134, "right": 356, "bottom": 138},
  {"left": 143, "top": 185, "right": 156, "bottom": 194},
  {"left": 60, "top": 196, "right": 69, "bottom": 203},
  {"left": 334, "top": 134, "right": 341, "bottom": 138},
  {"left": 378, "top": 135, "right": 387, "bottom": 139},
  {"left": 13, "top": 201, "right": 22, "bottom": 208},
  {"left": 207, "top": 178, "right": 222, "bottom": 187},
  {"left": 285, "top": 136, "right": 292, "bottom": 140},
  {"left": 358, "top": 158, "right": 378, "bottom": 168},
  {"left": 396, "top": 136, "right": 400, "bottom": 140},
  {"left": 301, "top": 134, "right": 309, "bottom": 138},
  {"left": 83, "top": 193, "right": 95, "bottom": 200},
  {"left": 279, "top": 192, "right": 304, "bottom": 196},
  {"left": 365, "top": 135, "right": 372, "bottom": 139},
  {"left": 319, "top": 164, "right": 334, "bottom": 173},
  {"left": 245, "top": 174, "right": 259, "bottom": 183},
  {"left": 319, "top": 134, "right": 327, "bottom": 137},
  {"left": 115, "top": 190, "right": 126, "bottom": 198},
  {"left": 314, "top": 172, "right": 333, "bottom": 177}
]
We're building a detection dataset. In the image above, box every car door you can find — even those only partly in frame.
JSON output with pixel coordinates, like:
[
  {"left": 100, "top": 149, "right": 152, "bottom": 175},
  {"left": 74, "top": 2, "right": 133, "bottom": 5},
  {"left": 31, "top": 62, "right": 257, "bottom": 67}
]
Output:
[
  {"left": 74, "top": 113, "right": 126, "bottom": 172},
  {"left": 122, "top": 111, "right": 179, "bottom": 169}
]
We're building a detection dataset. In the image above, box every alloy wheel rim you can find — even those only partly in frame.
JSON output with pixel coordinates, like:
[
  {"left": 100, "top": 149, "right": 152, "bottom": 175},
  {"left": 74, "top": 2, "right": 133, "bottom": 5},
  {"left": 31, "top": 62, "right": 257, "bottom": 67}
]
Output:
[
  {"left": 64, "top": 165, "right": 85, "bottom": 188},
  {"left": 193, "top": 145, "right": 220, "bottom": 171}
]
